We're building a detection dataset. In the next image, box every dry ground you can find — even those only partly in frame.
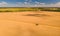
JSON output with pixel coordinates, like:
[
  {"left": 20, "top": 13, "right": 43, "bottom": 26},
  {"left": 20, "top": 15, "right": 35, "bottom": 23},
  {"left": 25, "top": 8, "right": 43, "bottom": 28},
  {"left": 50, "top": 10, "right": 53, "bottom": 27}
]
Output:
[{"left": 0, "top": 11, "right": 60, "bottom": 36}]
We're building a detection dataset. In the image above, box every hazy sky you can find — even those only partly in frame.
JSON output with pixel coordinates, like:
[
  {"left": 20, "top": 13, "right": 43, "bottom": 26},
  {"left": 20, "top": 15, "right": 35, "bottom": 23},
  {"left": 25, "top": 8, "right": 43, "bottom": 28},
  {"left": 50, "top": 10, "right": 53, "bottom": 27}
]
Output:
[{"left": 0, "top": 0, "right": 60, "bottom": 7}]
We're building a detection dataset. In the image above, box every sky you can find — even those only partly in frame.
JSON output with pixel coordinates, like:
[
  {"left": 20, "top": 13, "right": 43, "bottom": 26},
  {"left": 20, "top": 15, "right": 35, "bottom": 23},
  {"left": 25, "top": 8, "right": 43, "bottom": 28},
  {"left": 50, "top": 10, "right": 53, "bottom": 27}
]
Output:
[{"left": 0, "top": 0, "right": 60, "bottom": 7}]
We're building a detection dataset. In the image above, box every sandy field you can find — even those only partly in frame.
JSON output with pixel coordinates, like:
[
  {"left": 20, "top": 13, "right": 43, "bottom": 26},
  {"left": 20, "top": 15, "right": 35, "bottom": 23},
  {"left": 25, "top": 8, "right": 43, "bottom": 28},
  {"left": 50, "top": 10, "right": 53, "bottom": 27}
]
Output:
[{"left": 0, "top": 11, "right": 60, "bottom": 36}]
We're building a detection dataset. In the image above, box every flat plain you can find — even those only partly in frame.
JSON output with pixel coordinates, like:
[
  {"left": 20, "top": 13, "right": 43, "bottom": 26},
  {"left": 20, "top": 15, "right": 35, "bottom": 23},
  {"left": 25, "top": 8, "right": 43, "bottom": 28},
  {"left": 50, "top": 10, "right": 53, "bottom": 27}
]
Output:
[{"left": 0, "top": 11, "right": 60, "bottom": 36}]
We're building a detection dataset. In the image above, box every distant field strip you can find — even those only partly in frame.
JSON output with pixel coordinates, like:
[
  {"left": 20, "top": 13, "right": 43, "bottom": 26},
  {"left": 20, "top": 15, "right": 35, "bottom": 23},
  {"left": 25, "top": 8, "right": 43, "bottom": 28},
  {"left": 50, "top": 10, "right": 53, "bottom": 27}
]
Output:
[
  {"left": 0, "top": 8, "right": 39, "bottom": 12},
  {"left": 0, "top": 7, "right": 60, "bottom": 12}
]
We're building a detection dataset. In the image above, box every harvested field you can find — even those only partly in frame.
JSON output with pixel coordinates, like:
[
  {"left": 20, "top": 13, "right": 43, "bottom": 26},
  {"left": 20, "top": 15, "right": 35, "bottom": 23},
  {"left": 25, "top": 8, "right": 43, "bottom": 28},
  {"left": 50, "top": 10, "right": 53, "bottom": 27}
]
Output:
[{"left": 0, "top": 11, "right": 60, "bottom": 36}]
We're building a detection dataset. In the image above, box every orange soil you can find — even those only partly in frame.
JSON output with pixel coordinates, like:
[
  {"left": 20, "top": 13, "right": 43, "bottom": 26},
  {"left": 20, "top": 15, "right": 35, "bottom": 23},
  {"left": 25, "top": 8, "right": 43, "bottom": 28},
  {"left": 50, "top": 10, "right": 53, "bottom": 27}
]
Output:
[{"left": 0, "top": 11, "right": 60, "bottom": 36}]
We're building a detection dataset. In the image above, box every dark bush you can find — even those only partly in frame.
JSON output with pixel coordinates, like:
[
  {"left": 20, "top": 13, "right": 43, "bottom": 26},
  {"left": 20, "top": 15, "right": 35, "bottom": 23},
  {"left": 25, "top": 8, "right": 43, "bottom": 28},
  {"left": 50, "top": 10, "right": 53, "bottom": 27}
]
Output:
[{"left": 5, "top": 10, "right": 13, "bottom": 12}]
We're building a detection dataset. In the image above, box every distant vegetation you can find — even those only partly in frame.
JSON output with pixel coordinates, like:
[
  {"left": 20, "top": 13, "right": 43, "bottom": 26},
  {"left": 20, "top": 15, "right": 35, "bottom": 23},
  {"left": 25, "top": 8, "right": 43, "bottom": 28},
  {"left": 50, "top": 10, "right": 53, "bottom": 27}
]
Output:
[
  {"left": 0, "top": 7, "right": 60, "bottom": 12},
  {"left": 0, "top": 7, "right": 39, "bottom": 12},
  {"left": 40, "top": 7, "right": 60, "bottom": 12}
]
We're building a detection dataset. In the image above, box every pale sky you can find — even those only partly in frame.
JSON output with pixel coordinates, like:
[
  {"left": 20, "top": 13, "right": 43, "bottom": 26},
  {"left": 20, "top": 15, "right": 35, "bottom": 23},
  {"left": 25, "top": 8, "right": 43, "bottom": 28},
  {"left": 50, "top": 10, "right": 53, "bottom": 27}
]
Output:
[{"left": 0, "top": 0, "right": 60, "bottom": 7}]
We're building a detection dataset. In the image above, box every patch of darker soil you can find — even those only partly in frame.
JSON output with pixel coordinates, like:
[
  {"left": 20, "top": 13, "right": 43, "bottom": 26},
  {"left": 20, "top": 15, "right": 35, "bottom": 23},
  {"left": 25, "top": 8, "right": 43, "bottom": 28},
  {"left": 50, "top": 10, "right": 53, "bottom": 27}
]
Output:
[{"left": 24, "top": 14, "right": 50, "bottom": 17}]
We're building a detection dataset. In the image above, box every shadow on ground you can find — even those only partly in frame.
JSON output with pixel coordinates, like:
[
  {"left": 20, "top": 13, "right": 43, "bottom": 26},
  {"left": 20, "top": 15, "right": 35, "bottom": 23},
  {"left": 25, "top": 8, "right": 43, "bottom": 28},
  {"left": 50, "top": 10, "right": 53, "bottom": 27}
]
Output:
[{"left": 23, "top": 14, "right": 50, "bottom": 17}]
